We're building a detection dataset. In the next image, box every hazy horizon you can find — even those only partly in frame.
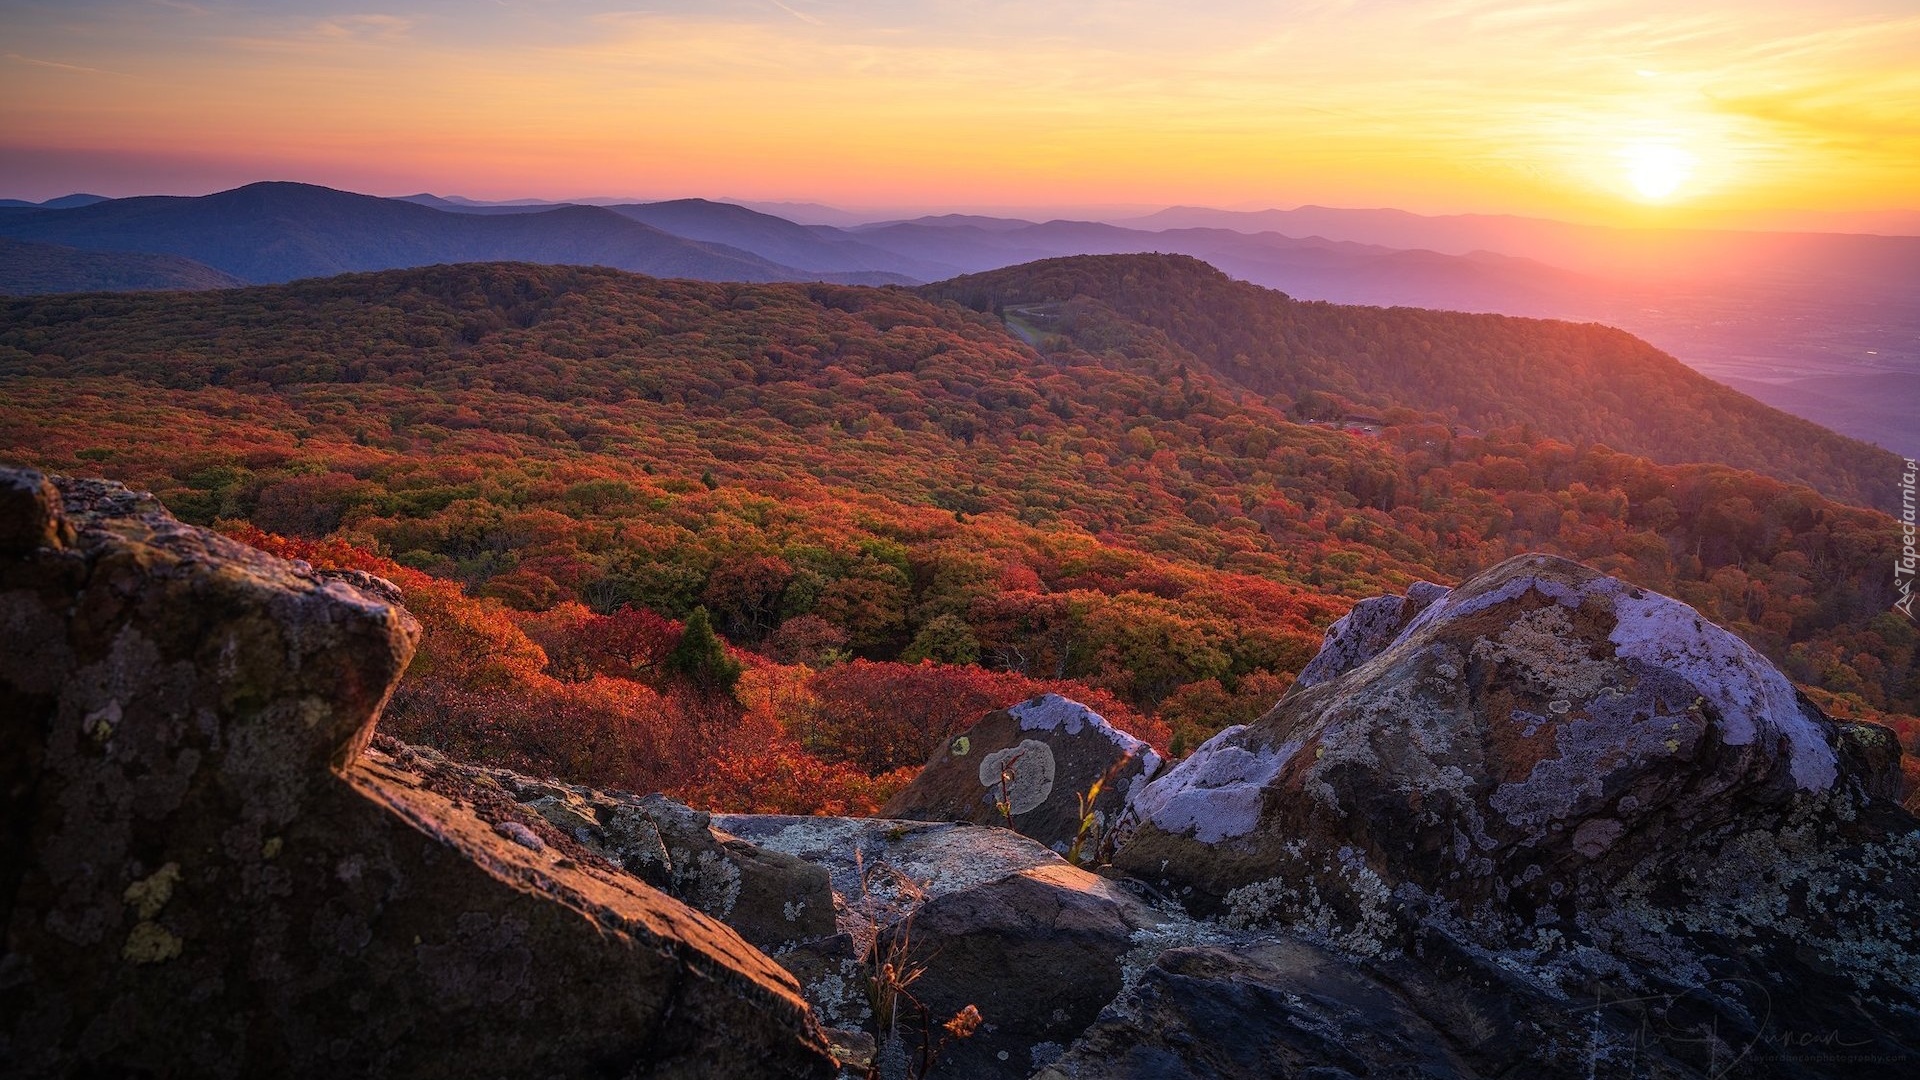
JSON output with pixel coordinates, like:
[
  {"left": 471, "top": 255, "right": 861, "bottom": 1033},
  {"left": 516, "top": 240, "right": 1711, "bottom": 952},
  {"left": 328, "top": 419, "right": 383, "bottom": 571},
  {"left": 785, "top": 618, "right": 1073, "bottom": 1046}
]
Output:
[{"left": 6, "top": 178, "right": 1920, "bottom": 238}]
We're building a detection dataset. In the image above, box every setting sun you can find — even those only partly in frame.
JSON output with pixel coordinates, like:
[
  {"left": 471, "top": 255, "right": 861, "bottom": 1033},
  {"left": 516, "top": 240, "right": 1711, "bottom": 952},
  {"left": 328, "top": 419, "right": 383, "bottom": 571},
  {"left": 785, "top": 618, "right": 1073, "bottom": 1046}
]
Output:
[{"left": 1624, "top": 143, "right": 1697, "bottom": 201}]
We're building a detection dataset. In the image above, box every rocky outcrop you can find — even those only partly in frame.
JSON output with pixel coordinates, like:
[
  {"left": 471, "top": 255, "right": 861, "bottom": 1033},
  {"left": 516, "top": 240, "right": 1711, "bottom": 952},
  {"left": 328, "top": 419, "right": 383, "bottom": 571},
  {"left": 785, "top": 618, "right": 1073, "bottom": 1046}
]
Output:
[
  {"left": 211, "top": 736, "right": 1192, "bottom": 1079},
  {"left": 13, "top": 472, "right": 1914, "bottom": 1079},
  {"left": 0, "top": 469, "right": 835, "bottom": 1078},
  {"left": 1114, "top": 553, "right": 1920, "bottom": 1077},
  {"left": 881, "top": 694, "right": 1163, "bottom": 854},
  {"left": 413, "top": 753, "right": 885, "bottom": 1063}
]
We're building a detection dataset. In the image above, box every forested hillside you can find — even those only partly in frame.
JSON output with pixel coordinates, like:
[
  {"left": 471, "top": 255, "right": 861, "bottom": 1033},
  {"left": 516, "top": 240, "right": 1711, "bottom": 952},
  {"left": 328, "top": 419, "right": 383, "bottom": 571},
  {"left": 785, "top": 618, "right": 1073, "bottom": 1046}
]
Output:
[
  {"left": 924, "top": 255, "right": 1902, "bottom": 510},
  {"left": 2, "top": 259, "right": 1912, "bottom": 806},
  {"left": 0, "top": 237, "right": 242, "bottom": 295}
]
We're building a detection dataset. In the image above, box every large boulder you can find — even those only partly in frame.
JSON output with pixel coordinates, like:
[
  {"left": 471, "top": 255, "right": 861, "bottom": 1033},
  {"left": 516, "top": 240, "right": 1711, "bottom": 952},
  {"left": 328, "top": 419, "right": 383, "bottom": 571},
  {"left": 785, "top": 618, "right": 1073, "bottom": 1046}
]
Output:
[
  {"left": 881, "top": 694, "right": 1163, "bottom": 855},
  {"left": 0, "top": 469, "right": 835, "bottom": 1078},
  {"left": 1116, "top": 553, "right": 1920, "bottom": 1077}
]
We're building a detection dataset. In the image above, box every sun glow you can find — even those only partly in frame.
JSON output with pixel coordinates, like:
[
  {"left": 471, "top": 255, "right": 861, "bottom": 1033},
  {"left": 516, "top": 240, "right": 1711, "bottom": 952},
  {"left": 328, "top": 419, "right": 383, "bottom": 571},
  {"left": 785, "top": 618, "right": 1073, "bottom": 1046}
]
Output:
[{"left": 1623, "top": 143, "right": 1697, "bottom": 202}]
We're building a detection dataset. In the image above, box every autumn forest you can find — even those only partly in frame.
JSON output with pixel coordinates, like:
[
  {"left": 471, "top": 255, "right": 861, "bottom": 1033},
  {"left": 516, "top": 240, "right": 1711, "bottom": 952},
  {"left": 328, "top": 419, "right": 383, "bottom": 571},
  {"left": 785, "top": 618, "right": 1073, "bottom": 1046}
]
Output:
[{"left": 3, "top": 255, "right": 1913, "bottom": 810}]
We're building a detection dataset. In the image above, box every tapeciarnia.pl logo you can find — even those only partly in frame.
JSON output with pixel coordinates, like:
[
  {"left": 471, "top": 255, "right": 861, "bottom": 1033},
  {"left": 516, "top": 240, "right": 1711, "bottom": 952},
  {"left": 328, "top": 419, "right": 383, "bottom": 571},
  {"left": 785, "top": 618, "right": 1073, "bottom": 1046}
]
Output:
[{"left": 1898, "top": 458, "right": 1917, "bottom": 621}]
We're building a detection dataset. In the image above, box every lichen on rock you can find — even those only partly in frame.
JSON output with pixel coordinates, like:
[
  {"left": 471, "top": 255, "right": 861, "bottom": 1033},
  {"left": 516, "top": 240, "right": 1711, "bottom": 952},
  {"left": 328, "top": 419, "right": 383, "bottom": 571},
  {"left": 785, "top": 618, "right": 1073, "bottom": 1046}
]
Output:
[
  {"left": 978, "top": 738, "right": 1057, "bottom": 815},
  {"left": 1127, "top": 729, "right": 1299, "bottom": 843},
  {"left": 1107, "top": 552, "right": 1920, "bottom": 1078},
  {"left": 883, "top": 693, "right": 1163, "bottom": 852}
]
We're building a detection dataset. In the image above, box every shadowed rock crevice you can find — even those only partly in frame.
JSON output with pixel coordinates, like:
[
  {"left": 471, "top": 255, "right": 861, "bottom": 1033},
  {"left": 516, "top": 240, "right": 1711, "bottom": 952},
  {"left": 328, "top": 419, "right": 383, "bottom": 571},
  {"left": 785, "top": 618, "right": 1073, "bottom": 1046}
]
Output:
[{"left": 0, "top": 468, "right": 835, "bottom": 1079}]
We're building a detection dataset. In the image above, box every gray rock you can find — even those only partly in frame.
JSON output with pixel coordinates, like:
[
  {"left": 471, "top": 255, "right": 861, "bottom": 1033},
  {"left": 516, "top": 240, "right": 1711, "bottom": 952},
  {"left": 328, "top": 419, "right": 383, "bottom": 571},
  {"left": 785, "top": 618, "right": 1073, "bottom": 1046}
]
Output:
[
  {"left": 459, "top": 769, "right": 840, "bottom": 951},
  {"left": 1292, "top": 579, "right": 1446, "bottom": 690},
  {"left": 1116, "top": 553, "right": 1920, "bottom": 1078}
]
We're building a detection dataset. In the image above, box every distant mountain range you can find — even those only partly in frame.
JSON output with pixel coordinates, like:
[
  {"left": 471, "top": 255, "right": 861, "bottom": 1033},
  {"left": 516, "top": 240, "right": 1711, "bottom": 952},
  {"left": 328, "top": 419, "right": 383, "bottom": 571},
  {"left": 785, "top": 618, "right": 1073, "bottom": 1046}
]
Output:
[
  {"left": 0, "top": 181, "right": 1607, "bottom": 311},
  {"left": 400, "top": 192, "right": 951, "bottom": 277},
  {"left": 842, "top": 218, "right": 1600, "bottom": 312},
  {"left": 600, "top": 199, "right": 953, "bottom": 280},
  {"left": 1116, "top": 204, "right": 1920, "bottom": 297},
  {"left": 0, "top": 181, "right": 1912, "bottom": 455},
  {"left": 0, "top": 183, "right": 910, "bottom": 287},
  {"left": 393, "top": 193, "right": 1566, "bottom": 296},
  {"left": 0, "top": 194, "right": 111, "bottom": 211}
]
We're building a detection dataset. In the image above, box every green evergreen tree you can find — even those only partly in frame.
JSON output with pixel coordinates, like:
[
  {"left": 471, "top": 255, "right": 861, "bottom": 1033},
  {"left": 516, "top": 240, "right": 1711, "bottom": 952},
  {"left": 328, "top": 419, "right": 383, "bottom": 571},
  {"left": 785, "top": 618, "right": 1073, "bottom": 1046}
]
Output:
[{"left": 667, "top": 606, "right": 742, "bottom": 692}]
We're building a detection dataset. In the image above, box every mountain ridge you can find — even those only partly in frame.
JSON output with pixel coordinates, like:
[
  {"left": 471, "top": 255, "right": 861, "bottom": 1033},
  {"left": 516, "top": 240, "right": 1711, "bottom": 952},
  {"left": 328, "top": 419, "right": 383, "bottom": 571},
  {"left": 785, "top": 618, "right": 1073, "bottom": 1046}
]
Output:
[
  {"left": 921, "top": 253, "right": 1904, "bottom": 512},
  {"left": 0, "top": 181, "right": 909, "bottom": 287},
  {"left": 1, "top": 181, "right": 1911, "bottom": 455},
  {"left": 1118, "top": 203, "right": 1920, "bottom": 287},
  {"left": 603, "top": 197, "right": 953, "bottom": 279}
]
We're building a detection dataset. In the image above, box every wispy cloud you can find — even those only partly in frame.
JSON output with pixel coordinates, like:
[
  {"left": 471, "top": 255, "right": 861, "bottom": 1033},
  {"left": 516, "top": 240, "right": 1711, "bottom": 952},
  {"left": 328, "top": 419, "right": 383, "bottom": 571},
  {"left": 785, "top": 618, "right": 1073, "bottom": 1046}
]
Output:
[
  {"left": 215, "top": 13, "right": 420, "bottom": 55},
  {"left": 4, "top": 53, "right": 135, "bottom": 78},
  {"left": 1710, "top": 87, "right": 1920, "bottom": 146},
  {"left": 765, "top": 0, "right": 822, "bottom": 26},
  {"left": 314, "top": 14, "right": 417, "bottom": 41}
]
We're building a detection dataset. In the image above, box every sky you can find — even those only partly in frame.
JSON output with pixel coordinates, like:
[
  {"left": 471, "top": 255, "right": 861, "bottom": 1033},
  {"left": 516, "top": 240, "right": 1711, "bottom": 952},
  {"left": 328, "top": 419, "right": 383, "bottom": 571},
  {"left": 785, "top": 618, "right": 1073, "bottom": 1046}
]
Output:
[{"left": 2, "top": 0, "right": 1917, "bottom": 227}]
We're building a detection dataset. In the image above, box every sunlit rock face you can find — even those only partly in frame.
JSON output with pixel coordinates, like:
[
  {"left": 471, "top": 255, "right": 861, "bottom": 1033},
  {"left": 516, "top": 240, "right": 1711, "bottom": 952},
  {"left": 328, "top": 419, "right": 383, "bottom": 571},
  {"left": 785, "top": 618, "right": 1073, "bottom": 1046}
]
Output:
[
  {"left": 0, "top": 468, "right": 835, "bottom": 1079},
  {"left": 1113, "top": 553, "right": 1920, "bottom": 1077}
]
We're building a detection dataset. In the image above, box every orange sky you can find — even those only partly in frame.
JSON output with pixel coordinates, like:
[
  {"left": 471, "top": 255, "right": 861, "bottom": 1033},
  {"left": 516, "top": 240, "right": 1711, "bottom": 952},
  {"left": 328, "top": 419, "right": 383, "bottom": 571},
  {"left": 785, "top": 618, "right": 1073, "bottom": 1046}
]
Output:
[{"left": 3, "top": 1, "right": 1916, "bottom": 227}]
